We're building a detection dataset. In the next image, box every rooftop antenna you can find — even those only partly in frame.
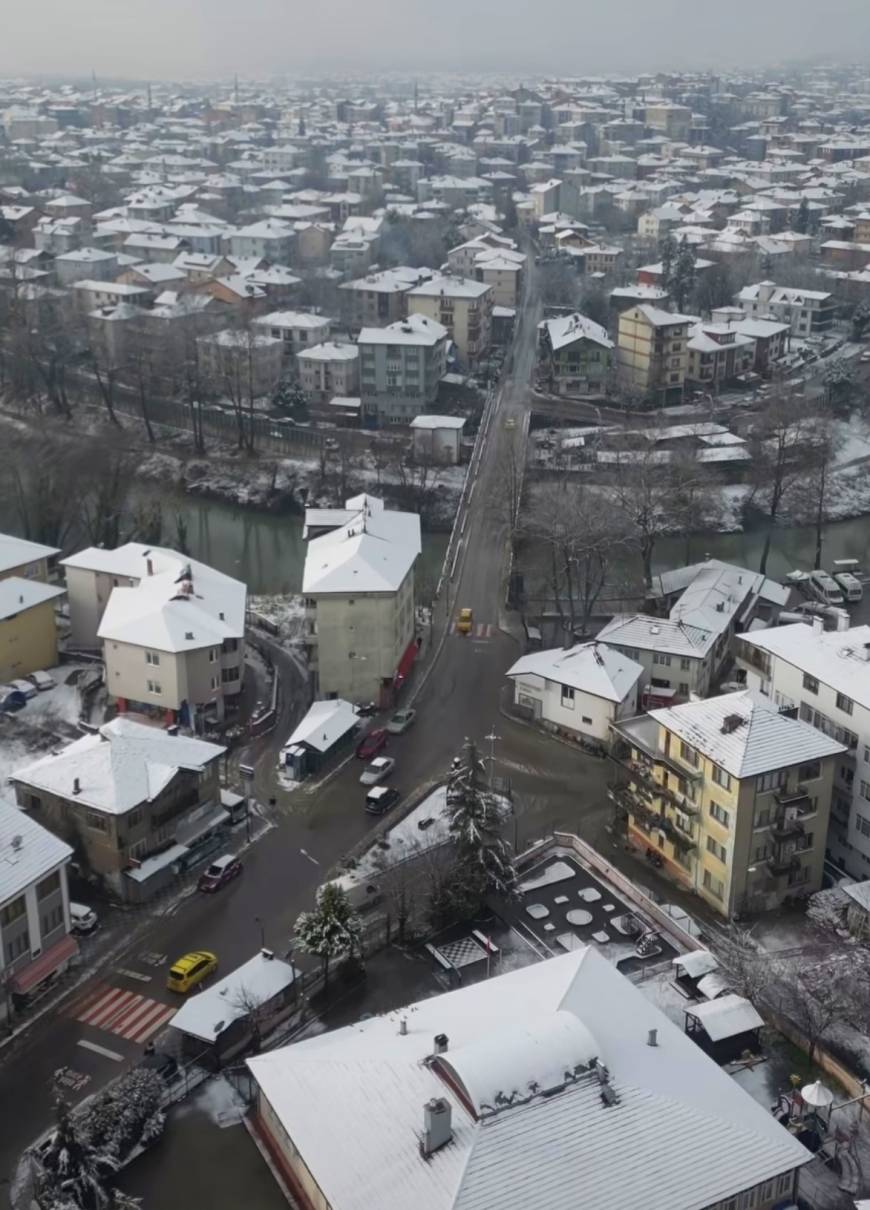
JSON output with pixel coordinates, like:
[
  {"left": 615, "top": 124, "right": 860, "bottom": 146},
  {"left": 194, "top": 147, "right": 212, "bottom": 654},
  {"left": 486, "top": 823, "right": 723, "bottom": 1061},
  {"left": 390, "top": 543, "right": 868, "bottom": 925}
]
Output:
[
  {"left": 91, "top": 69, "right": 98, "bottom": 101},
  {"left": 234, "top": 73, "right": 240, "bottom": 106},
  {"left": 414, "top": 79, "right": 419, "bottom": 114},
  {"left": 147, "top": 81, "right": 153, "bottom": 112}
]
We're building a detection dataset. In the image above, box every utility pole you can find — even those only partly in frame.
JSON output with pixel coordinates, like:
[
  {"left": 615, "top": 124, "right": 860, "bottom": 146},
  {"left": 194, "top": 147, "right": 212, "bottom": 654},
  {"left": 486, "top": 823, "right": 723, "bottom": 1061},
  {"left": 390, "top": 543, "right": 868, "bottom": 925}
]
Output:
[{"left": 484, "top": 726, "right": 500, "bottom": 790}]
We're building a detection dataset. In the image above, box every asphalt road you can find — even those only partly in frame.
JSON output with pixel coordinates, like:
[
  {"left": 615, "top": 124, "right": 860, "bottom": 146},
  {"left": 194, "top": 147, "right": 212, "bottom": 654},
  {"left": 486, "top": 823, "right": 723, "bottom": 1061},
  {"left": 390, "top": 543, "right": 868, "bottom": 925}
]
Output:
[{"left": 0, "top": 260, "right": 619, "bottom": 1191}]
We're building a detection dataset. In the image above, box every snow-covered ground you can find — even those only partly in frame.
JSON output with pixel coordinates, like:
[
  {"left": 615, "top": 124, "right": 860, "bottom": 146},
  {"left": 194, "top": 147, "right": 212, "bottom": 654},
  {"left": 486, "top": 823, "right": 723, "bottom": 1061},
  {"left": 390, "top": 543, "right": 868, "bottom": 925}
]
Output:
[
  {"left": 0, "top": 665, "right": 92, "bottom": 790},
  {"left": 344, "top": 786, "right": 450, "bottom": 886},
  {"left": 249, "top": 594, "right": 306, "bottom": 648}
]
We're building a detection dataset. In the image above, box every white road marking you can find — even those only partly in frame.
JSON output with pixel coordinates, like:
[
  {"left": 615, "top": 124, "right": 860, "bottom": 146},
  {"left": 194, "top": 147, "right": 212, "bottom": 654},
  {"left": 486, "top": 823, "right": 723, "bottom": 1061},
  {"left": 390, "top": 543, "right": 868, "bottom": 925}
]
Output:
[
  {"left": 130, "top": 1005, "right": 176, "bottom": 1044},
  {"left": 77, "top": 1039, "right": 123, "bottom": 1062},
  {"left": 300, "top": 848, "right": 320, "bottom": 866},
  {"left": 115, "top": 968, "right": 152, "bottom": 983}
]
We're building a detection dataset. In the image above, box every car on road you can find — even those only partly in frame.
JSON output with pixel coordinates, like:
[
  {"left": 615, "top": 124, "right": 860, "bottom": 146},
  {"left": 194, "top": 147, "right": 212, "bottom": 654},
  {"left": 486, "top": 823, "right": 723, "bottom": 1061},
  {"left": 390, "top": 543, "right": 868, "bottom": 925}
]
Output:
[
  {"left": 504, "top": 416, "right": 516, "bottom": 429},
  {"left": 69, "top": 902, "right": 99, "bottom": 935},
  {"left": 356, "top": 728, "right": 388, "bottom": 759},
  {"left": 198, "top": 853, "right": 243, "bottom": 892},
  {"left": 360, "top": 756, "right": 395, "bottom": 785},
  {"left": 167, "top": 950, "right": 218, "bottom": 994},
  {"left": 457, "top": 607, "right": 473, "bottom": 635},
  {"left": 27, "top": 670, "right": 56, "bottom": 692},
  {"left": 386, "top": 709, "right": 416, "bottom": 734},
  {"left": 861, "top": 351, "right": 870, "bottom": 363},
  {"left": 365, "top": 785, "right": 400, "bottom": 815}
]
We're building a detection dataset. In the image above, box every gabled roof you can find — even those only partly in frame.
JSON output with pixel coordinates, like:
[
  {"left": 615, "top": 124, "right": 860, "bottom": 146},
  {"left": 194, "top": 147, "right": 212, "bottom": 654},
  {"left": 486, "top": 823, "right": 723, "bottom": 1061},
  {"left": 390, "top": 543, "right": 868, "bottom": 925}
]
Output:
[
  {"left": 739, "top": 622, "right": 870, "bottom": 712},
  {"left": 539, "top": 312, "right": 613, "bottom": 351},
  {"left": 507, "top": 642, "right": 642, "bottom": 704},
  {"left": 0, "top": 577, "right": 65, "bottom": 622},
  {"left": 285, "top": 699, "right": 359, "bottom": 753},
  {"left": 0, "top": 796, "right": 72, "bottom": 906},
  {"left": 302, "top": 496, "right": 420, "bottom": 595},
  {"left": 0, "top": 532, "right": 59, "bottom": 575},
  {"left": 650, "top": 689, "right": 845, "bottom": 779},
  {"left": 597, "top": 613, "right": 713, "bottom": 658}
]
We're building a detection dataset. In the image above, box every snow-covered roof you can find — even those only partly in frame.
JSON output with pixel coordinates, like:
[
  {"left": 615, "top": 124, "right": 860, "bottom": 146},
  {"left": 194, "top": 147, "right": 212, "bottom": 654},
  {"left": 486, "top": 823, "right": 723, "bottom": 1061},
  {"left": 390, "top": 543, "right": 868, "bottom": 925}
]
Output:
[
  {"left": 688, "top": 994, "right": 764, "bottom": 1042},
  {"left": 672, "top": 950, "right": 719, "bottom": 979},
  {"left": 408, "top": 274, "right": 491, "bottom": 300},
  {"left": 650, "top": 689, "right": 846, "bottom": 779},
  {"left": 302, "top": 496, "right": 421, "bottom": 596},
  {"left": 738, "top": 623, "right": 870, "bottom": 713},
  {"left": 297, "top": 341, "right": 359, "bottom": 363},
  {"left": 0, "top": 532, "right": 59, "bottom": 574},
  {"left": 170, "top": 951, "right": 297, "bottom": 1042},
  {"left": 358, "top": 314, "right": 447, "bottom": 347},
  {"left": 631, "top": 304, "right": 694, "bottom": 327},
  {"left": 539, "top": 312, "right": 613, "bottom": 351},
  {"left": 11, "top": 717, "right": 225, "bottom": 817},
  {"left": 410, "top": 415, "right": 466, "bottom": 431},
  {"left": 0, "top": 576, "right": 64, "bottom": 621},
  {"left": 597, "top": 613, "right": 713, "bottom": 659},
  {"left": 247, "top": 947, "right": 809, "bottom": 1210},
  {"left": 254, "top": 310, "right": 331, "bottom": 331},
  {"left": 0, "top": 796, "right": 72, "bottom": 907},
  {"left": 285, "top": 699, "right": 359, "bottom": 753},
  {"left": 507, "top": 642, "right": 642, "bottom": 704},
  {"left": 651, "top": 559, "right": 788, "bottom": 610},
  {"left": 842, "top": 880, "right": 870, "bottom": 914}
]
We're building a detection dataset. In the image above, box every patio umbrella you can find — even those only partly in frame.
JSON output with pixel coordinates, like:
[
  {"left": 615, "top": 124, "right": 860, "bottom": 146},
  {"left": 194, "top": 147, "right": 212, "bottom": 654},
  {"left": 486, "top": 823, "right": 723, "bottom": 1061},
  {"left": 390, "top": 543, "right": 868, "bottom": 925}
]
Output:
[{"left": 801, "top": 1081, "right": 834, "bottom": 1110}]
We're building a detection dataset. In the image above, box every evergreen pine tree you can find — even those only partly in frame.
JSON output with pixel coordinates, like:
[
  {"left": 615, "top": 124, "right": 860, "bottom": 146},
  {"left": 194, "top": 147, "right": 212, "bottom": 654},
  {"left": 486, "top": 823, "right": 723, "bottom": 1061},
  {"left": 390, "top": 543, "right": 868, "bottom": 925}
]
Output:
[
  {"left": 670, "top": 237, "right": 696, "bottom": 312},
  {"left": 295, "top": 882, "right": 362, "bottom": 988},
  {"left": 792, "top": 197, "right": 810, "bottom": 235},
  {"left": 445, "top": 741, "right": 516, "bottom": 906}
]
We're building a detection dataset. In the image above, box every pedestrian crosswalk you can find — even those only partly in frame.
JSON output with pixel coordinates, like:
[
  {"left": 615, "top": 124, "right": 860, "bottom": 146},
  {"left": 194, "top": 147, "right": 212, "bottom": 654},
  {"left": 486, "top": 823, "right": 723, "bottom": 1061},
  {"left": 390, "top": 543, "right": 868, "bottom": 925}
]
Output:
[
  {"left": 67, "top": 983, "right": 176, "bottom": 1045},
  {"left": 454, "top": 621, "right": 494, "bottom": 640}
]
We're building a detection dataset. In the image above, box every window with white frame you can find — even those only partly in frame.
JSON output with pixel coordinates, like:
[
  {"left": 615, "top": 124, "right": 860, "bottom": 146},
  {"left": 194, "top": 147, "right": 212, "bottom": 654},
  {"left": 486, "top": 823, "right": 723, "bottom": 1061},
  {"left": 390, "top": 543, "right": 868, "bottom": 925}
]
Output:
[
  {"left": 145, "top": 651, "right": 160, "bottom": 666},
  {"left": 561, "top": 685, "right": 575, "bottom": 708},
  {"left": 709, "top": 801, "right": 730, "bottom": 827},
  {"left": 711, "top": 763, "right": 731, "bottom": 790}
]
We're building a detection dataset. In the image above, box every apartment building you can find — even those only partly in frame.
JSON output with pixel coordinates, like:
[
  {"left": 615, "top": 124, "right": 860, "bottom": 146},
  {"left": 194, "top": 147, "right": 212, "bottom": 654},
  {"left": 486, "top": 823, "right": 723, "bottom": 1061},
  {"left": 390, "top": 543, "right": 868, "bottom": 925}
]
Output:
[
  {"left": 537, "top": 312, "right": 614, "bottom": 395},
  {"left": 197, "top": 328, "right": 284, "bottom": 399},
  {"left": 253, "top": 310, "right": 332, "bottom": 358},
  {"left": 616, "top": 304, "right": 692, "bottom": 405},
  {"left": 10, "top": 719, "right": 226, "bottom": 902},
  {"left": 61, "top": 544, "right": 246, "bottom": 727},
  {"left": 339, "top": 266, "right": 434, "bottom": 330},
  {"left": 736, "top": 622, "right": 870, "bottom": 880},
  {"left": 0, "top": 578, "right": 65, "bottom": 682},
  {"left": 296, "top": 342, "right": 360, "bottom": 403},
  {"left": 0, "top": 533, "right": 59, "bottom": 583},
  {"left": 407, "top": 274, "right": 492, "bottom": 366},
  {"left": 611, "top": 690, "right": 844, "bottom": 917},
  {"left": 357, "top": 313, "right": 448, "bottom": 425},
  {"left": 0, "top": 797, "right": 76, "bottom": 1022},
  {"left": 301, "top": 494, "right": 421, "bottom": 706},
  {"left": 735, "top": 281, "right": 837, "bottom": 337},
  {"left": 229, "top": 220, "right": 295, "bottom": 264},
  {"left": 474, "top": 249, "right": 525, "bottom": 307},
  {"left": 686, "top": 323, "right": 756, "bottom": 389}
]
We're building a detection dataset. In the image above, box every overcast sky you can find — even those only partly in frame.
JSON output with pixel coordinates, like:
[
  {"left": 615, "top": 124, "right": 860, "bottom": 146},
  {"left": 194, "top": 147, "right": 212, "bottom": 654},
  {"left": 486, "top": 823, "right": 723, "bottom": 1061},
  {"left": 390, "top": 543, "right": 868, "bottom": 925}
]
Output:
[{"left": 2, "top": 0, "right": 869, "bottom": 81}]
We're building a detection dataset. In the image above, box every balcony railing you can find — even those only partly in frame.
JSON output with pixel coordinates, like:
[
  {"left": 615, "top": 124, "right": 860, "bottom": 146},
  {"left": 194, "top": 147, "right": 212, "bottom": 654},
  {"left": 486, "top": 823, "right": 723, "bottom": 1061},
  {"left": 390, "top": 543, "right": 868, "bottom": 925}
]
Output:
[{"left": 768, "top": 852, "right": 801, "bottom": 876}]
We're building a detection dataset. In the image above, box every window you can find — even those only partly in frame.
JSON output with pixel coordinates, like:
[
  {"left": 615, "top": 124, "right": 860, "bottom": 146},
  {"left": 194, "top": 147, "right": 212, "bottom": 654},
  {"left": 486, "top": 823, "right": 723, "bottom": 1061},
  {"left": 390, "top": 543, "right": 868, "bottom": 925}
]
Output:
[
  {"left": 5, "top": 932, "right": 29, "bottom": 964},
  {"left": 211, "top": 676, "right": 219, "bottom": 691},
  {"left": 145, "top": 651, "right": 160, "bottom": 666},
  {"left": 653, "top": 653, "right": 671, "bottom": 666},
  {"left": 581, "top": 715, "right": 592, "bottom": 725},
  {"left": 209, "top": 648, "right": 217, "bottom": 663},
  {"left": 706, "top": 835, "right": 727, "bottom": 863},
  {"left": 756, "top": 769, "right": 785, "bottom": 792},
  {"left": 0, "top": 896, "right": 26, "bottom": 927},
  {"left": 41, "top": 904, "right": 64, "bottom": 936},
  {"left": 561, "top": 686, "right": 575, "bottom": 708},
  {"left": 711, "top": 764, "right": 731, "bottom": 791},
  {"left": 709, "top": 801, "right": 730, "bottom": 827},
  {"left": 837, "top": 692, "right": 854, "bottom": 716},
  {"left": 754, "top": 804, "right": 771, "bottom": 828},
  {"left": 802, "top": 673, "right": 819, "bottom": 694},
  {"left": 857, "top": 814, "right": 870, "bottom": 838},
  {"left": 754, "top": 842, "right": 770, "bottom": 863},
  {"left": 702, "top": 868, "right": 724, "bottom": 898},
  {"left": 799, "top": 761, "right": 821, "bottom": 782},
  {"left": 146, "top": 679, "right": 162, "bottom": 695},
  {"left": 680, "top": 657, "right": 691, "bottom": 671},
  {"left": 861, "top": 781, "right": 870, "bottom": 802},
  {"left": 86, "top": 812, "right": 108, "bottom": 833},
  {"left": 680, "top": 741, "right": 699, "bottom": 768},
  {"left": 678, "top": 683, "right": 689, "bottom": 696},
  {"left": 37, "top": 871, "right": 60, "bottom": 900},
  {"left": 864, "top": 745, "right": 870, "bottom": 765}
]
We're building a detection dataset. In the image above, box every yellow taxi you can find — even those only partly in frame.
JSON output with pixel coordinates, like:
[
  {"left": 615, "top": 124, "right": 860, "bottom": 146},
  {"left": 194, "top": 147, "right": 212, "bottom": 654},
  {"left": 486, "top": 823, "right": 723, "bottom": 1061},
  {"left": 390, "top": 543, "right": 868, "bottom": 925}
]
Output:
[
  {"left": 166, "top": 950, "right": 218, "bottom": 994},
  {"left": 505, "top": 416, "right": 516, "bottom": 429},
  {"left": 457, "top": 607, "right": 473, "bottom": 635}
]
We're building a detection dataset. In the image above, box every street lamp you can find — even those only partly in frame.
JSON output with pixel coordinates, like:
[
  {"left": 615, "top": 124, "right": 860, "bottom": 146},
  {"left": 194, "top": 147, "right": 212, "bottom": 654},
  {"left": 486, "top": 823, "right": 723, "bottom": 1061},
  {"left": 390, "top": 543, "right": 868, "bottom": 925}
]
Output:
[{"left": 484, "top": 726, "right": 501, "bottom": 790}]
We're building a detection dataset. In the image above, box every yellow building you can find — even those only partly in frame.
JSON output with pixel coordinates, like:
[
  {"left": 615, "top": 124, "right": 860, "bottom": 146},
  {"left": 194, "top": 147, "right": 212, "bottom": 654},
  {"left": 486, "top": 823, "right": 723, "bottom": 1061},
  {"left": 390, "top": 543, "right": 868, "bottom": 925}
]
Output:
[
  {"left": 616, "top": 304, "right": 692, "bottom": 404},
  {"left": 407, "top": 274, "right": 493, "bottom": 365},
  {"left": 0, "top": 577, "right": 65, "bottom": 681},
  {"left": 611, "top": 690, "right": 844, "bottom": 917},
  {"left": 0, "top": 533, "right": 60, "bottom": 584}
]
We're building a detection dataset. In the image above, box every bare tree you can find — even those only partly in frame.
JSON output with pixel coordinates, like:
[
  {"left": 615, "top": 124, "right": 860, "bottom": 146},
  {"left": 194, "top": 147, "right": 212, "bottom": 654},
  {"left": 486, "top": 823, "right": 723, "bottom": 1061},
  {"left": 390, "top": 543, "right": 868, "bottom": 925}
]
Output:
[
  {"left": 666, "top": 447, "right": 725, "bottom": 565},
  {"left": 606, "top": 444, "right": 675, "bottom": 588},
  {"left": 125, "top": 345, "right": 158, "bottom": 443},
  {"left": 783, "top": 417, "right": 844, "bottom": 570},
  {"left": 745, "top": 392, "right": 814, "bottom": 574},
  {"left": 231, "top": 984, "right": 269, "bottom": 1053}
]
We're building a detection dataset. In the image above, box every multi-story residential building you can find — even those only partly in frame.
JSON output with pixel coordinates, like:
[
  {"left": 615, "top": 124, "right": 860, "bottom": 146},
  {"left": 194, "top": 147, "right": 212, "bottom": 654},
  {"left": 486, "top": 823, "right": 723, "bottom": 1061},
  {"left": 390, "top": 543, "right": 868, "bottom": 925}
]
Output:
[
  {"left": 197, "top": 328, "right": 284, "bottom": 399},
  {"left": 339, "top": 266, "right": 434, "bottom": 331},
  {"left": 296, "top": 342, "right": 360, "bottom": 402},
  {"left": 446, "top": 234, "right": 517, "bottom": 276},
  {"left": 229, "top": 220, "right": 295, "bottom": 264},
  {"left": 580, "top": 244, "right": 624, "bottom": 276},
  {"left": 0, "top": 533, "right": 59, "bottom": 583},
  {"left": 0, "top": 797, "right": 76, "bottom": 1023},
  {"left": 407, "top": 275, "right": 492, "bottom": 366},
  {"left": 611, "top": 689, "right": 845, "bottom": 917},
  {"left": 253, "top": 310, "right": 332, "bottom": 359},
  {"left": 357, "top": 314, "right": 448, "bottom": 426},
  {"left": 537, "top": 312, "right": 614, "bottom": 395},
  {"left": 473, "top": 248, "right": 526, "bottom": 307},
  {"left": 643, "top": 102, "right": 692, "bottom": 141},
  {"left": 10, "top": 719, "right": 226, "bottom": 902},
  {"left": 736, "top": 622, "right": 870, "bottom": 880},
  {"left": 247, "top": 945, "right": 810, "bottom": 1210},
  {"left": 301, "top": 494, "right": 420, "bottom": 705},
  {"left": 61, "top": 543, "right": 246, "bottom": 725},
  {"left": 615, "top": 304, "right": 693, "bottom": 405},
  {"left": 0, "top": 578, "right": 65, "bottom": 682},
  {"left": 686, "top": 322, "right": 756, "bottom": 389},
  {"left": 54, "top": 247, "right": 118, "bottom": 286},
  {"left": 735, "top": 281, "right": 837, "bottom": 337}
]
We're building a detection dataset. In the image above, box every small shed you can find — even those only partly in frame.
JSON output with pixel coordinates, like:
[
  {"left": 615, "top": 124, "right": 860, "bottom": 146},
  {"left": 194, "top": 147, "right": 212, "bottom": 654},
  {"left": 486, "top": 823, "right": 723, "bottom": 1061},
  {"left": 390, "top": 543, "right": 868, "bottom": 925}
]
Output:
[
  {"left": 169, "top": 950, "right": 298, "bottom": 1068},
  {"left": 685, "top": 993, "right": 764, "bottom": 1064},
  {"left": 842, "top": 880, "right": 870, "bottom": 939},
  {"left": 410, "top": 415, "right": 466, "bottom": 465},
  {"left": 280, "top": 699, "right": 360, "bottom": 779},
  {"left": 672, "top": 949, "right": 719, "bottom": 998}
]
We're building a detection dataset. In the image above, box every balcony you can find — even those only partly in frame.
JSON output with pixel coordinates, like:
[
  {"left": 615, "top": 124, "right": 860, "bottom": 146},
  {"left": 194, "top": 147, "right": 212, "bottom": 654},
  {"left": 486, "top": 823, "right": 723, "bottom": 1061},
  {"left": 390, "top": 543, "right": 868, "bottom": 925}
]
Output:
[
  {"left": 775, "top": 786, "right": 811, "bottom": 809},
  {"left": 768, "top": 852, "right": 801, "bottom": 876}
]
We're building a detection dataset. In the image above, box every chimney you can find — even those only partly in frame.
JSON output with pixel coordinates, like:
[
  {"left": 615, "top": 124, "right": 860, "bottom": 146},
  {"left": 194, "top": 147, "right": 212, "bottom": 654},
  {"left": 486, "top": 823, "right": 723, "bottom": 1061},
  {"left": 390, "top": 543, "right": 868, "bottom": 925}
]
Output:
[
  {"left": 420, "top": 1098, "right": 452, "bottom": 1157},
  {"left": 146, "top": 558, "right": 154, "bottom": 576},
  {"left": 434, "top": 1033, "right": 448, "bottom": 1054},
  {"left": 72, "top": 777, "right": 81, "bottom": 795},
  {"left": 812, "top": 615, "right": 824, "bottom": 635},
  {"left": 399, "top": 1017, "right": 408, "bottom": 1036},
  {"left": 647, "top": 1028, "right": 658, "bottom": 1047}
]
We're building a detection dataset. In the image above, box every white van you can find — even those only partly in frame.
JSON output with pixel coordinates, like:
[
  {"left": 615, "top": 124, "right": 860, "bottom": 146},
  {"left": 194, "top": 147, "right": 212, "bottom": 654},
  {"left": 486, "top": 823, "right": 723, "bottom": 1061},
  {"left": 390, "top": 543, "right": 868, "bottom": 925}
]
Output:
[
  {"left": 832, "top": 559, "right": 863, "bottom": 603},
  {"left": 808, "top": 570, "right": 845, "bottom": 606}
]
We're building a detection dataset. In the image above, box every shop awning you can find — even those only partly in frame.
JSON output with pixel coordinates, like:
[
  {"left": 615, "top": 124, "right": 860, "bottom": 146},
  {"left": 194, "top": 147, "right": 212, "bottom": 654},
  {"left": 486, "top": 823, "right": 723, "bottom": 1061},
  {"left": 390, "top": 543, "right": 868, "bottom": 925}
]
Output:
[
  {"left": 393, "top": 638, "right": 419, "bottom": 688},
  {"left": 11, "top": 933, "right": 79, "bottom": 994}
]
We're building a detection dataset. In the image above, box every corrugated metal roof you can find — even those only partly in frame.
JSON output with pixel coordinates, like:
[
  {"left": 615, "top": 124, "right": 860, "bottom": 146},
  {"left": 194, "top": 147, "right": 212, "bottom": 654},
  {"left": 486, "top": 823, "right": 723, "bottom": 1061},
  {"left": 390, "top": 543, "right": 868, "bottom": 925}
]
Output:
[{"left": 0, "top": 797, "right": 72, "bottom": 906}]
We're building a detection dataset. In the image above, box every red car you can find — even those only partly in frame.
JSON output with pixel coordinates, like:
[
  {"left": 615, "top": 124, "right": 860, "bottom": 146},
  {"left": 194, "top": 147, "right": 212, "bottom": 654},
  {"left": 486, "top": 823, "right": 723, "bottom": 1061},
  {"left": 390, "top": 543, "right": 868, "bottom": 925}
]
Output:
[
  {"left": 356, "top": 728, "right": 388, "bottom": 760},
  {"left": 198, "top": 854, "right": 243, "bottom": 892}
]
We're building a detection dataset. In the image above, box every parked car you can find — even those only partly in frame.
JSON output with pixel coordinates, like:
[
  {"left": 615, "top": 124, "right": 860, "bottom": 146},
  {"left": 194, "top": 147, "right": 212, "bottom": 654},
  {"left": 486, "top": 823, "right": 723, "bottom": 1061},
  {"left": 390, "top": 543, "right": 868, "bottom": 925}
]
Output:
[
  {"left": 356, "top": 728, "right": 388, "bottom": 759},
  {"left": 197, "top": 854, "right": 243, "bottom": 893},
  {"left": 386, "top": 709, "right": 416, "bottom": 735},
  {"left": 167, "top": 950, "right": 218, "bottom": 994},
  {"left": 69, "top": 902, "right": 99, "bottom": 935},
  {"left": 365, "top": 786, "right": 400, "bottom": 816},
  {"left": 27, "top": 670, "right": 56, "bottom": 692},
  {"left": 360, "top": 756, "right": 395, "bottom": 786},
  {"left": 0, "top": 687, "right": 26, "bottom": 713},
  {"left": 10, "top": 678, "right": 37, "bottom": 699}
]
